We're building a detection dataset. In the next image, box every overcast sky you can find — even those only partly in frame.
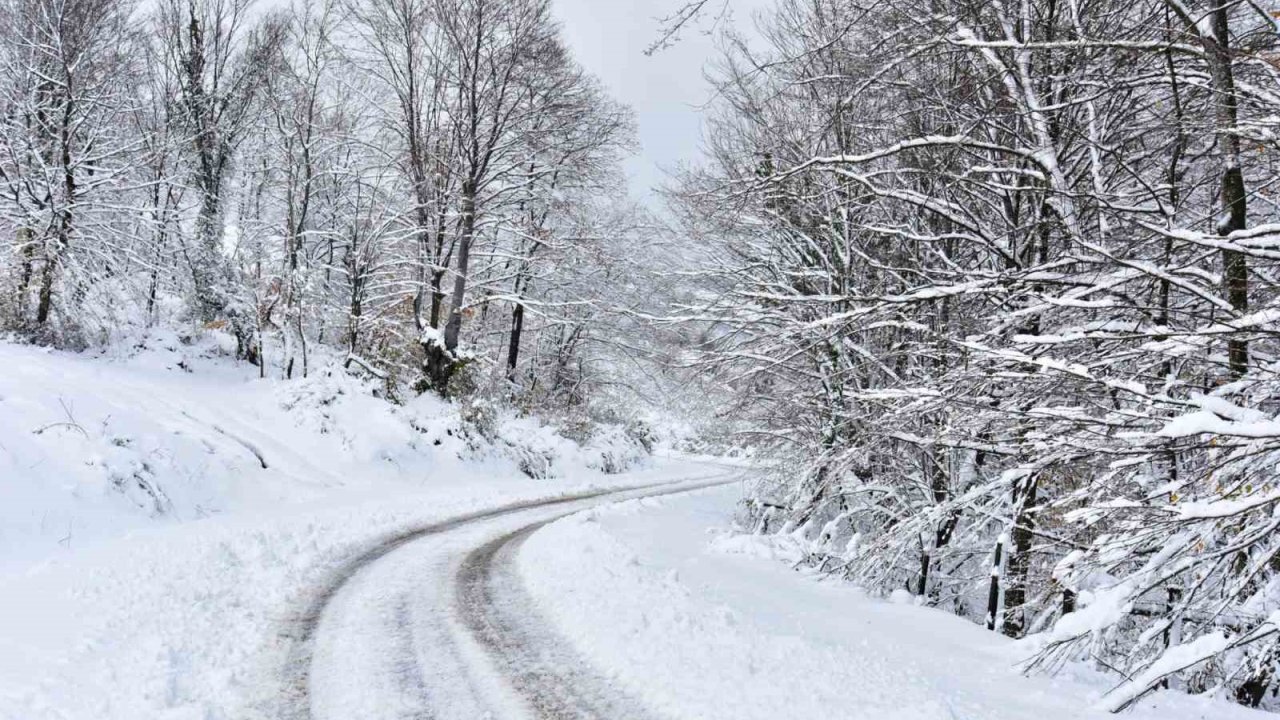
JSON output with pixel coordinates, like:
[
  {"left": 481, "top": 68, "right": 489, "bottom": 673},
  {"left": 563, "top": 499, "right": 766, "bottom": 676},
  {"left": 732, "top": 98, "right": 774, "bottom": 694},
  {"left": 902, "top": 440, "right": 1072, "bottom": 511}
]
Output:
[{"left": 549, "top": 0, "right": 765, "bottom": 207}]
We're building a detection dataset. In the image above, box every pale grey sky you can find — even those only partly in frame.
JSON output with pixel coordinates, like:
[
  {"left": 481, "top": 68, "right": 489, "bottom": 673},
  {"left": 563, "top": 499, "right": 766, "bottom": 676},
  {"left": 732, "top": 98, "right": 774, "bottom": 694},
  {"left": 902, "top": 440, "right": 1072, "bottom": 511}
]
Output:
[{"left": 550, "top": 0, "right": 764, "bottom": 206}]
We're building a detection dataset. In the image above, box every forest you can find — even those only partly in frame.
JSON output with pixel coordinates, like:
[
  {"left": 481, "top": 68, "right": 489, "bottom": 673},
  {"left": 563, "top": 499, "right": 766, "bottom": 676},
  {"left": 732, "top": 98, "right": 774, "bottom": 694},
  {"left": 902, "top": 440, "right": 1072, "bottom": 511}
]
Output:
[
  {"left": 6, "top": 0, "right": 1280, "bottom": 712},
  {"left": 0, "top": 0, "right": 655, "bottom": 409},
  {"left": 675, "top": 0, "right": 1280, "bottom": 711}
]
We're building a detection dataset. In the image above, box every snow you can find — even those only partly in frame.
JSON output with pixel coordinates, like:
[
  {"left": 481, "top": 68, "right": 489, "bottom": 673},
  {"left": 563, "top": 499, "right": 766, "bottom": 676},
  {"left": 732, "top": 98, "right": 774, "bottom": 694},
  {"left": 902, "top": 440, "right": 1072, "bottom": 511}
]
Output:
[
  {"left": 1103, "top": 632, "right": 1232, "bottom": 712},
  {"left": 1158, "top": 411, "right": 1280, "bottom": 440},
  {"left": 0, "top": 460, "right": 713, "bottom": 720},
  {"left": 0, "top": 332, "right": 647, "bottom": 570},
  {"left": 419, "top": 326, "right": 445, "bottom": 350},
  {"left": 0, "top": 333, "right": 690, "bottom": 719},
  {"left": 1035, "top": 582, "right": 1135, "bottom": 644},
  {"left": 518, "top": 485, "right": 1267, "bottom": 720}
]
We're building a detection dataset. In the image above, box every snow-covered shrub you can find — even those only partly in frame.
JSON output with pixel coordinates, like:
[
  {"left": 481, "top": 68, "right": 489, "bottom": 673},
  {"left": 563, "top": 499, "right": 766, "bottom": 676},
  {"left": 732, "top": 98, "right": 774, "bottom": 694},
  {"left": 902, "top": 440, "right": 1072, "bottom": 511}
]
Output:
[
  {"left": 580, "top": 422, "right": 649, "bottom": 474},
  {"left": 458, "top": 395, "right": 500, "bottom": 440},
  {"left": 624, "top": 417, "right": 658, "bottom": 453},
  {"left": 497, "top": 433, "right": 560, "bottom": 479},
  {"left": 468, "top": 411, "right": 651, "bottom": 479}
]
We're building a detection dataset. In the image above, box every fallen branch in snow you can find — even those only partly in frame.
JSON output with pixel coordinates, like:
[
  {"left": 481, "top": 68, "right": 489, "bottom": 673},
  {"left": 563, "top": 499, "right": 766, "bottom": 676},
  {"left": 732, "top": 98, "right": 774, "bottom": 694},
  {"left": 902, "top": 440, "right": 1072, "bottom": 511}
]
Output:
[
  {"left": 32, "top": 422, "right": 89, "bottom": 438},
  {"left": 343, "top": 353, "right": 389, "bottom": 380},
  {"left": 181, "top": 411, "right": 269, "bottom": 469},
  {"left": 32, "top": 399, "right": 89, "bottom": 438}
]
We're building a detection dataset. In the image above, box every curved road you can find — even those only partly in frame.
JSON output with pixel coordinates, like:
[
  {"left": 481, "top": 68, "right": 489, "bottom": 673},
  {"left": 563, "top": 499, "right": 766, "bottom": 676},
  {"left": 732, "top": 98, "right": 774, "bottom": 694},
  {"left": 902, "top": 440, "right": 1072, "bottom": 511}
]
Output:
[{"left": 281, "top": 473, "right": 735, "bottom": 720}]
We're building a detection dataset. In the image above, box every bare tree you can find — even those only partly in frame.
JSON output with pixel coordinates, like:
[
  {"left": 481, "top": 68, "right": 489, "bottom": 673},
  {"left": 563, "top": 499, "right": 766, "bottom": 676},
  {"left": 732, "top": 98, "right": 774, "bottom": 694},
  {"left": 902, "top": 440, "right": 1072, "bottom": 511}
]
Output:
[
  {"left": 156, "top": 0, "right": 285, "bottom": 341},
  {"left": 421, "top": 0, "right": 558, "bottom": 394},
  {"left": 0, "top": 0, "right": 138, "bottom": 333}
]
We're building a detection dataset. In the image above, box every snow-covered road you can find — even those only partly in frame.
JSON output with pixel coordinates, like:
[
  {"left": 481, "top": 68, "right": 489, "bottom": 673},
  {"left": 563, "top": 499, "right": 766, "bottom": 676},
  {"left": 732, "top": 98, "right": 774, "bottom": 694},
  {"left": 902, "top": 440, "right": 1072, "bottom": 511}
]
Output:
[{"left": 281, "top": 474, "right": 736, "bottom": 720}]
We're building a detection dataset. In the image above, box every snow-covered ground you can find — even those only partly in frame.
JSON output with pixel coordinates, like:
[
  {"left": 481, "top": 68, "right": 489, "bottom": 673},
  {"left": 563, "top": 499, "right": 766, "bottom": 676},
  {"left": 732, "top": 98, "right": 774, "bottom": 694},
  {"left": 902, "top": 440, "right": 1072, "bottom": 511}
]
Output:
[
  {"left": 0, "top": 460, "right": 721, "bottom": 720},
  {"left": 519, "top": 485, "right": 1265, "bottom": 720},
  {"left": 0, "top": 333, "right": 674, "bottom": 719},
  {"left": 0, "top": 330, "right": 648, "bottom": 571}
]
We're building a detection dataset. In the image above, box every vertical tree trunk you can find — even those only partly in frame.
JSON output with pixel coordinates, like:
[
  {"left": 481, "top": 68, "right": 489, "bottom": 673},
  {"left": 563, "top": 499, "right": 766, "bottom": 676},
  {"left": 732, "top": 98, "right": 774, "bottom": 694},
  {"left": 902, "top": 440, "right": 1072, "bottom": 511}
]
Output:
[
  {"left": 1158, "top": 6, "right": 1186, "bottom": 364},
  {"left": 147, "top": 265, "right": 160, "bottom": 320},
  {"left": 443, "top": 182, "right": 475, "bottom": 353},
  {"left": 985, "top": 537, "right": 1004, "bottom": 631},
  {"left": 35, "top": 100, "right": 78, "bottom": 327},
  {"left": 1002, "top": 474, "right": 1039, "bottom": 638},
  {"left": 506, "top": 299, "right": 525, "bottom": 383},
  {"left": 1200, "top": 3, "right": 1249, "bottom": 377},
  {"left": 192, "top": 180, "right": 226, "bottom": 322},
  {"left": 15, "top": 227, "right": 35, "bottom": 320},
  {"left": 348, "top": 255, "right": 363, "bottom": 358},
  {"left": 34, "top": 237, "right": 58, "bottom": 325},
  {"left": 429, "top": 180, "right": 476, "bottom": 394},
  {"left": 183, "top": 9, "right": 232, "bottom": 327},
  {"left": 917, "top": 449, "right": 952, "bottom": 599},
  {"left": 430, "top": 267, "right": 446, "bottom": 328},
  {"left": 297, "top": 310, "right": 309, "bottom": 378}
]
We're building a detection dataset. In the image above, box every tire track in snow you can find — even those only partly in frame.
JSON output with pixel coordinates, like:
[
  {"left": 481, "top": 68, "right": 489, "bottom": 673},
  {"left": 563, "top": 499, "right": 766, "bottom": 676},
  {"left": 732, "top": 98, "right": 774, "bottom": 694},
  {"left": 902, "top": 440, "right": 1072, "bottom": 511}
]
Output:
[
  {"left": 453, "top": 476, "right": 739, "bottom": 719},
  {"left": 281, "top": 485, "right": 651, "bottom": 720},
  {"left": 455, "top": 519, "right": 649, "bottom": 718}
]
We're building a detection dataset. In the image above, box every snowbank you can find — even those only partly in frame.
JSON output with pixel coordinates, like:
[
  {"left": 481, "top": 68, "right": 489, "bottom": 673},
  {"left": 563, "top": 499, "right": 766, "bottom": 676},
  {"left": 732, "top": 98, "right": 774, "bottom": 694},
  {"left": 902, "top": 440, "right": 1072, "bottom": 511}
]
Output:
[{"left": 0, "top": 332, "right": 649, "bottom": 571}]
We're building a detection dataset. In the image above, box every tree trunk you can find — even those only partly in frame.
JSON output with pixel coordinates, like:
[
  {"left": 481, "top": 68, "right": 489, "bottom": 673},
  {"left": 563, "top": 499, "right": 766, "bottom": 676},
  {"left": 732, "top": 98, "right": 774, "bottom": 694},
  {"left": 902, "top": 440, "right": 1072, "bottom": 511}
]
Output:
[
  {"left": 428, "top": 180, "right": 476, "bottom": 394},
  {"left": 35, "top": 107, "right": 78, "bottom": 327},
  {"left": 34, "top": 238, "right": 57, "bottom": 325},
  {"left": 430, "top": 268, "right": 446, "bottom": 329},
  {"left": 985, "top": 537, "right": 1004, "bottom": 631},
  {"left": 1002, "top": 474, "right": 1039, "bottom": 638},
  {"left": 443, "top": 182, "right": 475, "bottom": 352},
  {"left": 15, "top": 227, "right": 35, "bottom": 320},
  {"left": 917, "top": 449, "right": 953, "bottom": 599},
  {"left": 506, "top": 298, "right": 525, "bottom": 383},
  {"left": 36, "top": 215, "right": 71, "bottom": 326},
  {"left": 192, "top": 185, "right": 226, "bottom": 323},
  {"left": 1200, "top": 3, "right": 1249, "bottom": 377}
]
